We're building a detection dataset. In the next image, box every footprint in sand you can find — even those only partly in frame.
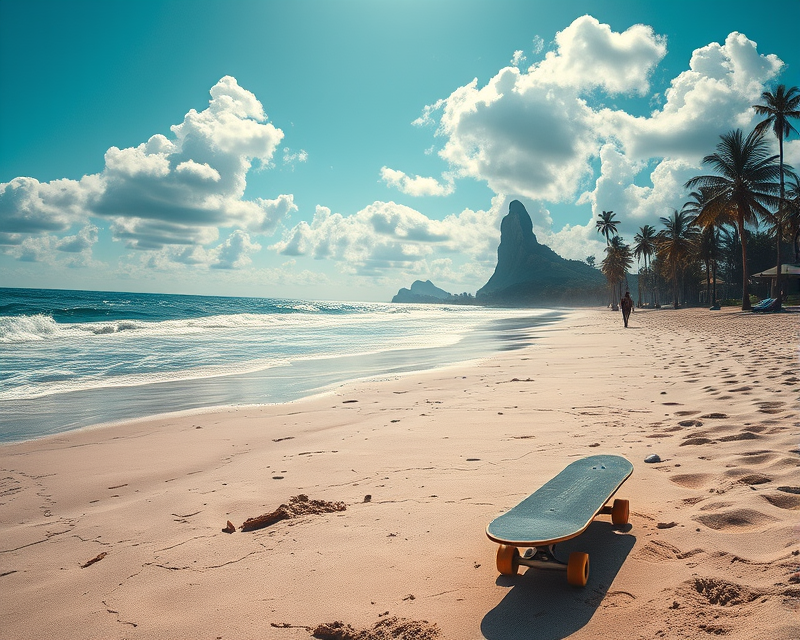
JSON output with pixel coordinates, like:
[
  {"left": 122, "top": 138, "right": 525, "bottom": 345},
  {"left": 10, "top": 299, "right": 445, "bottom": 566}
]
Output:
[
  {"left": 736, "top": 474, "right": 771, "bottom": 485},
  {"left": 634, "top": 540, "right": 703, "bottom": 562},
  {"left": 699, "top": 501, "right": 733, "bottom": 511},
  {"left": 680, "top": 437, "right": 716, "bottom": 446},
  {"left": 741, "top": 425, "right": 768, "bottom": 433},
  {"left": 670, "top": 473, "right": 714, "bottom": 489},
  {"left": 718, "top": 432, "right": 760, "bottom": 443},
  {"left": 776, "top": 486, "right": 800, "bottom": 494},
  {"left": 693, "top": 508, "right": 778, "bottom": 531},
  {"left": 700, "top": 413, "right": 728, "bottom": 419},
  {"left": 678, "top": 420, "right": 703, "bottom": 427},
  {"left": 736, "top": 451, "right": 777, "bottom": 465},
  {"left": 756, "top": 402, "right": 786, "bottom": 414},
  {"left": 762, "top": 493, "right": 800, "bottom": 510}
]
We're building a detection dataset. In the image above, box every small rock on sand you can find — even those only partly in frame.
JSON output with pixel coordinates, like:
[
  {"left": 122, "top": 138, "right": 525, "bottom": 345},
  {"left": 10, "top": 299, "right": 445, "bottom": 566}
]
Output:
[{"left": 645, "top": 454, "right": 661, "bottom": 463}]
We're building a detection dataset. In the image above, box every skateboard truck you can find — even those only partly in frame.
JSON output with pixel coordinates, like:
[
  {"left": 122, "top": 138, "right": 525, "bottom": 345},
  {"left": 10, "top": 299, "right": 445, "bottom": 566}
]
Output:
[
  {"left": 497, "top": 544, "right": 590, "bottom": 586},
  {"left": 520, "top": 545, "right": 566, "bottom": 571}
]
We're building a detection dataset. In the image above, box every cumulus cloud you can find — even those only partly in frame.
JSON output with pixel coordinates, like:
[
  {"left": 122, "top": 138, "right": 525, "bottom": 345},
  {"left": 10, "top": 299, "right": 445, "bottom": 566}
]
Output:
[
  {"left": 420, "top": 16, "right": 670, "bottom": 205},
  {"left": 55, "top": 225, "right": 99, "bottom": 253},
  {"left": 410, "top": 16, "right": 786, "bottom": 254},
  {"left": 211, "top": 230, "right": 262, "bottom": 269},
  {"left": 2, "top": 224, "right": 99, "bottom": 266},
  {"left": 0, "top": 76, "right": 295, "bottom": 268},
  {"left": 532, "top": 15, "right": 667, "bottom": 95},
  {"left": 270, "top": 198, "right": 504, "bottom": 278},
  {"left": 599, "top": 32, "right": 782, "bottom": 161},
  {"left": 435, "top": 67, "right": 599, "bottom": 201},
  {"left": 0, "top": 176, "right": 101, "bottom": 234},
  {"left": 540, "top": 221, "right": 608, "bottom": 263},
  {"left": 380, "top": 167, "right": 455, "bottom": 196}
]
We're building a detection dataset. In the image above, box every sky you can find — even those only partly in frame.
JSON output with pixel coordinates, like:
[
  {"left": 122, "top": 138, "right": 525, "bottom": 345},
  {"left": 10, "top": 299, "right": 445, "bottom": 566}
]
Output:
[{"left": 1, "top": 0, "right": 799, "bottom": 302}]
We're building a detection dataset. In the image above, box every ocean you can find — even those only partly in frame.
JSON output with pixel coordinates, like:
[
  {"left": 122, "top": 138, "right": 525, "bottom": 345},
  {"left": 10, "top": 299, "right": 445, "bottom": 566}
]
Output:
[{"left": 0, "top": 287, "right": 564, "bottom": 442}]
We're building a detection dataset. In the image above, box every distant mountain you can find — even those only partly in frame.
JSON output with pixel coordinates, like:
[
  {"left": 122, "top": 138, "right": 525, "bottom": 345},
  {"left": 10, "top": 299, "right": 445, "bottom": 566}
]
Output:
[
  {"left": 476, "top": 200, "right": 606, "bottom": 305},
  {"left": 392, "top": 280, "right": 457, "bottom": 303},
  {"left": 391, "top": 201, "right": 607, "bottom": 306}
]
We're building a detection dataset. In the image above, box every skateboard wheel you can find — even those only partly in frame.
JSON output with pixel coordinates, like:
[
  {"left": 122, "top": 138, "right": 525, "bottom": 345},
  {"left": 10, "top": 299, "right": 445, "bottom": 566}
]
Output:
[
  {"left": 611, "top": 499, "right": 630, "bottom": 525},
  {"left": 496, "top": 544, "right": 520, "bottom": 575},
  {"left": 567, "top": 552, "right": 589, "bottom": 587}
]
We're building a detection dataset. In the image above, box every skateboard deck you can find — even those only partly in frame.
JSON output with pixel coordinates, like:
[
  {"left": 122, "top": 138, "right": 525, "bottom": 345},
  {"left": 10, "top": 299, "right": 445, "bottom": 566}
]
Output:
[{"left": 486, "top": 454, "right": 633, "bottom": 586}]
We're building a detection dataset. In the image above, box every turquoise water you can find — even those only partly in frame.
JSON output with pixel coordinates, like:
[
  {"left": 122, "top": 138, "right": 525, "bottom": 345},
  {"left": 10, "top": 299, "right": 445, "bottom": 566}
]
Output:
[{"left": 0, "top": 287, "right": 563, "bottom": 442}]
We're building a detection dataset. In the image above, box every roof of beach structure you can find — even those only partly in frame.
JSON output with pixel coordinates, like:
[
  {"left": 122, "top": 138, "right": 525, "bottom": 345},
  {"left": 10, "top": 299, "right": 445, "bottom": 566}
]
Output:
[{"left": 750, "top": 264, "right": 800, "bottom": 278}]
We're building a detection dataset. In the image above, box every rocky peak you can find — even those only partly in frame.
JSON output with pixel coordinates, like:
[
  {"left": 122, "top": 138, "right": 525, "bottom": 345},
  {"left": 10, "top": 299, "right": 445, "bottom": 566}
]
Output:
[{"left": 476, "top": 200, "right": 605, "bottom": 304}]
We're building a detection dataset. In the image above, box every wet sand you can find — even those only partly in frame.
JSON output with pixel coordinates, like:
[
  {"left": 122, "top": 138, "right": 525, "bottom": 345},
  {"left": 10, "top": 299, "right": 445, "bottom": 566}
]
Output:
[{"left": 1, "top": 307, "right": 798, "bottom": 639}]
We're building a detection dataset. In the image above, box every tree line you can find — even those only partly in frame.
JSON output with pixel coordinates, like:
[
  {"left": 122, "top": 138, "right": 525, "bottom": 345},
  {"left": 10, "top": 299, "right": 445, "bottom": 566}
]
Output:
[{"left": 594, "top": 85, "right": 800, "bottom": 312}]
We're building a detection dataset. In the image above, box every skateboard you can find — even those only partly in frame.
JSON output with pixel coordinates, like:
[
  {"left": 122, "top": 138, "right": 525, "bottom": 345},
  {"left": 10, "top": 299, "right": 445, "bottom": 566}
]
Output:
[{"left": 486, "top": 454, "right": 633, "bottom": 587}]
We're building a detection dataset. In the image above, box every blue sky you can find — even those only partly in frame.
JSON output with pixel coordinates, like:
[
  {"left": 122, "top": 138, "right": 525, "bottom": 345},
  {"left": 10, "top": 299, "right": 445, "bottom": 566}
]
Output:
[{"left": 1, "top": 0, "right": 799, "bottom": 301}]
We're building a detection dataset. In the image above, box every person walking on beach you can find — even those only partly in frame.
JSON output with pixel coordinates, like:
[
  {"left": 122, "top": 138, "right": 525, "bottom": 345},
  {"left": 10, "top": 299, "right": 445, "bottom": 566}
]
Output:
[{"left": 620, "top": 291, "right": 633, "bottom": 327}]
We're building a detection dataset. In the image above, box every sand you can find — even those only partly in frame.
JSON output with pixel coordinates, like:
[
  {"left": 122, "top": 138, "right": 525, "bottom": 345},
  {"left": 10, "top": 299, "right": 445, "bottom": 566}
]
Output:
[{"left": 1, "top": 307, "right": 798, "bottom": 640}]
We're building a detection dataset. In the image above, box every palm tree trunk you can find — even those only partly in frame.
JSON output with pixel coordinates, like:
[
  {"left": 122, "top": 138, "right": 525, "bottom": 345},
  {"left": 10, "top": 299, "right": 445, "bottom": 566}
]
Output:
[
  {"left": 712, "top": 259, "right": 717, "bottom": 307},
  {"left": 737, "top": 214, "right": 751, "bottom": 310},
  {"left": 775, "top": 137, "right": 784, "bottom": 307},
  {"left": 637, "top": 267, "right": 642, "bottom": 307}
]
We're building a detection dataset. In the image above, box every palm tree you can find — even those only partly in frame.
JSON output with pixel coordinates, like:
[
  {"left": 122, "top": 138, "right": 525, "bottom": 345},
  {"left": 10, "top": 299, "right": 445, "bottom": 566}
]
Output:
[
  {"left": 601, "top": 235, "right": 633, "bottom": 307},
  {"left": 657, "top": 210, "right": 699, "bottom": 308},
  {"left": 682, "top": 188, "right": 726, "bottom": 308},
  {"left": 685, "top": 129, "right": 781, "bottom": 310},
  {"left": 595, "top": 210, "right": 619, "bottom": 246},
  {"left": 633, "top": 224, "right": 657, "bottom": 307},
  {"left": 596, "top": 210, "right": 620, "bottom": 308},
  {"left": 753, "top": 84, "right": 800, "bottom": 305}
]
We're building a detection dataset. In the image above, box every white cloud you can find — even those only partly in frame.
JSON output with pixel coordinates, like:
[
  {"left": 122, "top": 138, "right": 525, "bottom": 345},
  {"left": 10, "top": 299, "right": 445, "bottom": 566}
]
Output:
[
  {"left": 55, "top": 225, "right": 99, "bottom": 253},
  {"left": 510, "top": 50, "right": 526, "bottom": 67},
  {"left": 0, "top": 175, "right": 100, "bottom": 234},
  {"left": 210, "top": 230, "right": 262, "bottom": 269},
  {"left": 435, "top": 68, "right": 599, "bottom": 201},
  {"left": 531, "top": 35, "right": 544, "bottom": 55},
  {"left": 530, "top": 15, "right": 666, "bottom": 96},
  {"left": 783, "top": 139, "right": 800, "bottom": 168},
  {"left": 380, "top": 167, "right": 455, "bottom": 196},
  {"left": 598, "top": 32, "right": 782, "bottom": 162},
  {"left": 2, "top": 224, "right": 99, "bottom": 266},
  {"left": 271, "top": 198, "right": 505, "bottom": 279},
  {"left": 175, "top": 160, "right": 221, "bottom": 182},
  {"left": 540, "top": 221, "right": 608, "bottom": 263},
  {"left": 282, "top": 147, "right": 308, "bottom": 168},
  {"left": 424, "top": 17, "right": 669, "bottom": 204},
  {"left": 0, "top": 76, "right": 294, "bottom": 265}
]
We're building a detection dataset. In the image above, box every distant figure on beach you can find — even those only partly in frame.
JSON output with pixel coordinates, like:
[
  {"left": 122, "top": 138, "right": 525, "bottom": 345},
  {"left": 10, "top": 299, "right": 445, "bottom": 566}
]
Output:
[{"left": 620, "top": 291, "right": 633, "bottom": 327}]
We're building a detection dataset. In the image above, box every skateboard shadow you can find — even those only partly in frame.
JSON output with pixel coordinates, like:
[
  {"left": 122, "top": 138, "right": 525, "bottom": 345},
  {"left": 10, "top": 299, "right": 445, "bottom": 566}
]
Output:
[{"left": 481, "top": 522, "right": 636, "bottom": 640}]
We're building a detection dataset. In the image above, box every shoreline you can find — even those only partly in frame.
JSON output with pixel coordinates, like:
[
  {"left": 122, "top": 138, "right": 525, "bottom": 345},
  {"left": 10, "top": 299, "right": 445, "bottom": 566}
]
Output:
[
  {"left": 0, "top": 306, "right": 565, "bottom": 443},
  {"left": 1, "top": 307, "right": 798, "bottom": 639}
]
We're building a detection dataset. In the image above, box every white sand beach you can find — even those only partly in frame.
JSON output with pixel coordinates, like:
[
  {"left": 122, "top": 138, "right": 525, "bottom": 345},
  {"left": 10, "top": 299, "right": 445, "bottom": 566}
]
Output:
[{"left": 1, "top": 307, "right": 799, "bottom": 639}]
